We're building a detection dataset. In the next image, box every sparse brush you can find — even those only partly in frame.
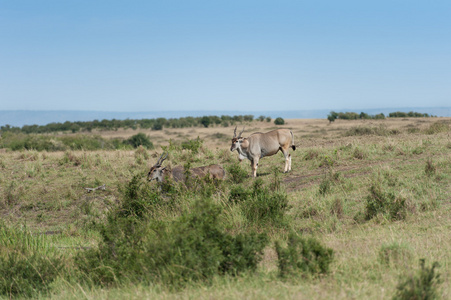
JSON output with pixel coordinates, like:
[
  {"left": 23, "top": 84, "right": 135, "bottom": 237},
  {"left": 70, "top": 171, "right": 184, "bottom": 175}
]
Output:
[
  {"left": 379, "top": 242, "right": 413, "bottom": 267},
  {"left": 393, "top": 259, "right": 441, "bottom": 300},
  {"left": 352, "top": 147, "right": 367, "bottom": 159},
  {"left": 424, "top": 121, "right": 450, "bottom": 135},
  {"left": 59, "top": 151, "right": 81, "bottom": 166},
  {"left": 330, "top": 198, "right": 344, "bottom": 218},
  {"left": 365, "top": 177, "right": 407, "bottom": 221},
  {"left": 344, "top": 125, "right": 400, "bottom": 137},
  {"left": 319, "top": 155, "right": 335, "bottom": 168},
  {"left": 319, "top": 176, "right": 332, "bottom": 195},
  {"left": 424, "top": 158, "right": 436, "bottom": 177},
  {"left": 275, "top": 232, "right": 334, "bottom": 278},
  {"left": 303, "top": 149, "right": 319, "bottom": 160}
]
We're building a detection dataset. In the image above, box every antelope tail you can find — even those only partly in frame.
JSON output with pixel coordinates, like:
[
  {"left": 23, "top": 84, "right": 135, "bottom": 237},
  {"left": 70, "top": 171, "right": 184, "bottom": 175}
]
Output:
[{"left": 290, "top": 131, "right": 296, "bottom": 151}]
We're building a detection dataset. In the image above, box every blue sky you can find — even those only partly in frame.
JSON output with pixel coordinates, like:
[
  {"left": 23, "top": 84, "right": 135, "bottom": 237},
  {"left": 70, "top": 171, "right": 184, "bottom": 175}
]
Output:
[{"left": 1, "top": 1, "right": 450, "bottom": 112}]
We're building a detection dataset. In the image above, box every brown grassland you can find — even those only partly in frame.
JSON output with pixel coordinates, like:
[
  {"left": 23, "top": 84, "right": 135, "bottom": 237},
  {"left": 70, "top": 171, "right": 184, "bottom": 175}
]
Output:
[{"left": 1, "top": 117, "right": 450, "bottom": 299}]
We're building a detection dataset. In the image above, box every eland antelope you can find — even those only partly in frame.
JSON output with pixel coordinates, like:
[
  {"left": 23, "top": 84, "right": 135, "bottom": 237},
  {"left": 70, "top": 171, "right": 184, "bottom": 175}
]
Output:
[
  {"left": 147, "top": 152, "right": 225, "bottom": 183},
  {"left": 230, "top": 127, "right": 296, "bottom": 177}
]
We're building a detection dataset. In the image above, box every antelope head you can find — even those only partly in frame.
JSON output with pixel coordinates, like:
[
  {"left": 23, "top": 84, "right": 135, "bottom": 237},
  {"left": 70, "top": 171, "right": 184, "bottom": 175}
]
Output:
[
  {"left": 147, "top": 152, "right": 168, "bottom": 182},
  {"left": 230, "top": 126, "right": 245, "bottom": 152}
]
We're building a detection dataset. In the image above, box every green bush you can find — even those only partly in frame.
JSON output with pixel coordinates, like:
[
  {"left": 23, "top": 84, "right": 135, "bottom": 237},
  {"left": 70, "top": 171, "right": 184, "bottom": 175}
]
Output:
[
  {"left": 275, "top": 232, "right": 334, "bottom": 278},
  {"left": 125, "top": 133, "right": 154, "bottom": 149},
  {"left": 393, "top": 259, "right": 441, "bottom": 300},
  {"left": 181, "top": 137, "right": 203, "bottom": 153},
  {"left": 200, "top": 116, "right": 211, "bottom": 128},
  {"left": 228, "top": 185, "right": 250, "bottom": 204},
  {"left": 0, "top": 253, "right": 63, "bottom": 298},
  {"left": 226, "top": 162, "right": 248, "bottom": 184},
  {"left": 119, "top": 174, "right": 166, "bottom": 219},
  {"left": 0, "top": 132, "right": 125, "bottom": 151},
  {"left": 241, "top": 179, "right": 289, "bottom": 226},
  {"left": 76, "top": 196, "right": 269, "bottom": 288},
  {"left": 274, "top": 117, "right": 285, "bottom": 125},
  {"left": 365, "top": 179, "right": 407, "bottom": 221}
]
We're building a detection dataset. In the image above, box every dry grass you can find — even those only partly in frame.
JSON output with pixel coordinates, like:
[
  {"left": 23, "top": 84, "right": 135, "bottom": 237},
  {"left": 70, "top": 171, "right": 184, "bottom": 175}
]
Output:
[{"left": 85, "top": 117, "right": 450, "bottom": 150}]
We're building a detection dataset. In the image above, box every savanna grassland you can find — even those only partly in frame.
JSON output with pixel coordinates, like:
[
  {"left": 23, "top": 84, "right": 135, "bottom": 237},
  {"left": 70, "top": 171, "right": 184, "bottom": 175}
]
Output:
[{"left": 1, "top": 117, "right": 450, "bottom": 299}]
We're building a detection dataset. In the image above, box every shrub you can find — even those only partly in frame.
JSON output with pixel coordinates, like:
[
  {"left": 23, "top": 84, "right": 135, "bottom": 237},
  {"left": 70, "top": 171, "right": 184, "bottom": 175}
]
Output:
[
  {"left": 125, "top": 133, "right": 154, "bottom": 149},
  {"left": 181, "top": 137, "right": 203, "bottom": 153},
  {"left": 393, "top": 259, "right": 441, "bottom": 300},
  {"left": 241, "top": 179, "right": 289, "bottom": 226},
  {"left": 274, "top": 117, "right": 285, "bottom": 125},
  {"left": 228, "top": 185, "right": 250, "bottom": 204},
  {"left": 0, "top": 253, "right": 63, "bottom": 298},
  {"left": 76, "top": 197, "right": 269, "bottom": 288},
  {"left": 275, "top": 232, "right": 334, "bottom": 278},
  {"left": 365, "top": 179, "right": 407, "bottom": 221},
  {"left": 118, "top": 174, "right": 165, "bottom": 219},
  {"left": 226, "top": 162, "right": 248, "bottom": 184}
]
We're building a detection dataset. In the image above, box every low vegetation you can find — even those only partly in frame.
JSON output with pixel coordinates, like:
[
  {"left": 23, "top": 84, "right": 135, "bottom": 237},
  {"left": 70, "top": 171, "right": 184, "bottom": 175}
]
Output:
[
  {"left": 327, "top": 110, "right": 434, "bottom": 123},
  {"left": 0, "top": 117, "right": 450, "bottom": 299},
  {"left": 0, "top": 114, "right": 263, "bottom": 135}
]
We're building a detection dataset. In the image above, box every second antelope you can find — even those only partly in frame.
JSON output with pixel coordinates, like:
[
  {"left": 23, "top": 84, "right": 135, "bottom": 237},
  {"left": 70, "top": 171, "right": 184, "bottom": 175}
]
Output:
[
  {"left": 147, "top": 152, "right": 225, "bottom": 183},
  {"left": 230, "top": 127, "right": 296, "bottom": 177}
]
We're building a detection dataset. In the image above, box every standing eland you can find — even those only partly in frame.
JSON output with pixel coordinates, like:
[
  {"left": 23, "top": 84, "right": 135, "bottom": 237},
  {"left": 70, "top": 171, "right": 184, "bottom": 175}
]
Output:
[
  {"left": 230, "top": 127, "right": 296, "bottom": 177},
  {"left": 147, "top": 152, "right": 225, "bottom": 183}
]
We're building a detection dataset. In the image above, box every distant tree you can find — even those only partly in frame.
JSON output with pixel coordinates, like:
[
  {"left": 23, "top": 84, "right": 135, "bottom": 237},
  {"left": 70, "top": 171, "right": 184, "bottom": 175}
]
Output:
[
  {"left": 200, "top": 116, "right": 211, "bottom": 128},
  {"left": 152, "top": 123, "right": 163, "bottom": 131},
  {"left": 125, "top": 133, "right": 154, "bottom": 149},
  {"left": 274, "top": 117, "right": 285, "bottom": 125},
  {"left": 327, "top": 111, "right": 338, "bottom": 123},
  {"left": 258, "top": 115, "right": 266, "bottom": 122},
  {"left": 266, "top": 117, "right": 272, "bottom": 123},
  {"left": 359, "top": 112, "right": 370, "bottom": 119},
  {"left": 243, "top": 115, "right": 254, "bottom": 122}
]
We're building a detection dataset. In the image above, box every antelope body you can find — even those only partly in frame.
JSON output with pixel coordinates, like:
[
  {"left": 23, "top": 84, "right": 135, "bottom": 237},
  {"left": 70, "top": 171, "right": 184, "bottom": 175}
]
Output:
[
  {"left": 147, "top": 153, "right": 225, "bottom": 183},
  {"left": 230, "top": 127, "right": 296, "bottom": 177}
]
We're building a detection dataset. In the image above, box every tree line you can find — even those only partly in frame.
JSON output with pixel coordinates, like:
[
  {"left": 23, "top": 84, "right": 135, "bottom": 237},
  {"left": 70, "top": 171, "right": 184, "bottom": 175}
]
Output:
[
  {"left": 327, "top": 111, "right": 433, "bottom": 123},
  {"left": 0, "top": 115, "right": 272, "bottom": 135}
]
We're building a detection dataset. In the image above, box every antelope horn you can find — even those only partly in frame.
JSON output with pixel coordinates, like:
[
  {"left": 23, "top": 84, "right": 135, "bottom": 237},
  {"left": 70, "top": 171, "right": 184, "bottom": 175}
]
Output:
[
  {"left": 155, "top": 152, "right": 168, "bottom": 167},
  {"left": 238, "top": 127, "right": 245, "bottom": 138},
  {"left": 233, "top": 126, "right": 237, "bottom": 138}
]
